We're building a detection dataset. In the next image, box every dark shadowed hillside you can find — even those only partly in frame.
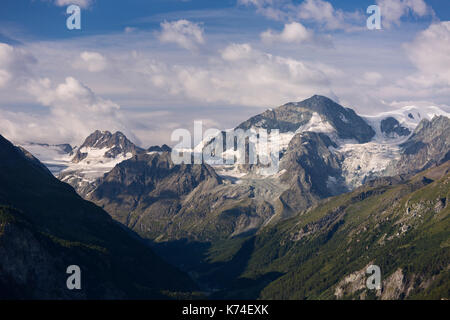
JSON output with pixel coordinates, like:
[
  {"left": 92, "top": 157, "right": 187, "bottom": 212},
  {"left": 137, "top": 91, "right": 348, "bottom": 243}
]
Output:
[{"left": 0, "top": 134, "right": 196, "bottom": 299}]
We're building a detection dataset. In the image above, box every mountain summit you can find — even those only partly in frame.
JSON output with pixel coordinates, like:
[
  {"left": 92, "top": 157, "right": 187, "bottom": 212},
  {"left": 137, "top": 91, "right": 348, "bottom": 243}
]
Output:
[
  {"left": 17, "top": 96, "right": 450, "bottom": 243},
  {"left": 237, "top": 95, "right": 376, "bottom": 143},
  {"left": 59, "top": 130, "right": 144, "bottom": 195},
  {"left": 72, "top": 130, "right": 143, "bottom": 163}
]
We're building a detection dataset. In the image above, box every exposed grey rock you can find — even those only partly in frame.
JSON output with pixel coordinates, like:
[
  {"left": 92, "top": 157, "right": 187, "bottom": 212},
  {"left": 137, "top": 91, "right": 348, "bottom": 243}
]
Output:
[
  {"left": 237, "top": 95, "right": 375, "bottom": 143},
  {"left": 58, "top": 130, "right": 145, "bottom": 194},
  {"left": 72, "top": 130, "right": 143, "bottom": 163},
  {"left": 148, "top": 144, "right": 172, "bottom": 153},
  {"left": 394, "top": 116, "right": 450, "bottom": 174},
  {"left": 380, "top": 117, "right": 411, "bottom": 137},
  {"left": 85, "top": 152, "right": 224, "bottom": 240},
  {"left": 46, "top": 97, "right": 450, "bottom": 244},
  {"left": 279, "top": 132, "right": 347, "bottom": 213}
]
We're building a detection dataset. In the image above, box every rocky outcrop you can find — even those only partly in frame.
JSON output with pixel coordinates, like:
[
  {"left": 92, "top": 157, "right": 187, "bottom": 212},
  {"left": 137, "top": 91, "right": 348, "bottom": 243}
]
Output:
[
  {"left": 148, "top": 144, "right": 172, "bottom": 153},
  {"left": 380, "top": 117, "right": 411, "bottom": 137},
  {"left": 237, "top": 95, "right": 375, "bottom": 143},
  {"left": 395, "top": 116, "right": 450, "bottom": 174},
  {"left": 72, "top": 130, "right": 143, "bottom": 163},
  {"left": 86, "top": 152, "right": 224, "bottom": 240},
  {"left": 279, "top": 132, "right": 347, "bottom": 213}
]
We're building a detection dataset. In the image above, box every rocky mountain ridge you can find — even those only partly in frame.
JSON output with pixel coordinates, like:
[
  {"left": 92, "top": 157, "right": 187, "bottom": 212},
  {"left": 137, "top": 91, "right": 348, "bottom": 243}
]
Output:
[{"left": 18, "top": 96, "right": 450, "bottom": 242}]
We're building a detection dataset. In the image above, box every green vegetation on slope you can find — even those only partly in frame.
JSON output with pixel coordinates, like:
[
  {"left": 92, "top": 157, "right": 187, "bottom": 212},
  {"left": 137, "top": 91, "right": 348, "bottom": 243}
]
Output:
[
  {"left": 157, "top": 162, "right": 449, "bottom": 300},
  {"left": 243, "top": 162, "right": 450, "bottom": 299}
]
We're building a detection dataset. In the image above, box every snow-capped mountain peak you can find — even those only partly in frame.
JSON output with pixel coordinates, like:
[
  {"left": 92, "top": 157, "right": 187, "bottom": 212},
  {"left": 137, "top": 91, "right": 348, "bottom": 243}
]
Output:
[
  {"left": 54, "top": 130, "right": 144, "bottom": 194},
  {"left": 363, "top": 105, "right": 450, "bottom": 140},
  {"left": 71, "top": 130, "right": 142, "bottom": 163}
]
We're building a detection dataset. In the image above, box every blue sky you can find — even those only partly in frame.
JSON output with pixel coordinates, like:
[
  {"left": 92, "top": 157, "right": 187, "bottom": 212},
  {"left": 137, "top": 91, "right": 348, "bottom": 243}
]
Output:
[
  {"left": 2, "top": 0, "right": 449, "bottom": 40},
  {"left": 0, "top": 0, "right": 449, "bottom": 146}
]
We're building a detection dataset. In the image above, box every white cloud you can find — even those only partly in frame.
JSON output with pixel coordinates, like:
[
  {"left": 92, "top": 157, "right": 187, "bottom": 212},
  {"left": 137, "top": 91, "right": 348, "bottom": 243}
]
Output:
[
  {"left": 221, "top": 43, "right": 253, "bottom": 61},
  {"left": 358, "top": 72, "right": 383, "bottom": 85},
  {"left": 1, "top": 15, "right": 449, "bottom": 148},
  {"left": 404, "top": 21, "right": 450, "bottom": 86},
  {"left": 238, "top": 0, "right": 290, "bottom": 21},
  {"left": 0, "top": 69, "right": 10, "bottom": 87},
  {"left": 124, "top": 27, "right": 137, "bottom": 33},
  {"left": 0, "top": 43, "right": 131, "bottom": 145},
  {"left": 158, "top": 20, "right": 205, "bottom": 51},
  {"left": 369, "top": 21, "right": 450, "bottom": 106},
  {"left": 239, "top": 0, "right": 363, "bottom": 31},
  {"left": 73, "top": 51, "right": 107, "bottom": 72},
  {"left": 146, "top": 43, "right": 334, "bottom": 106},
  {"left": 53, "top": 0, "right": 93, "bottom": 8},
  {"left": 297, "top": 0, "right": 347, "bottom": 30},
  {"left": 376, "top": 0, "right": 432, "bottom": 28},
  {"left": 238, "top": 0, "right": 274, "bottom": 5},
  {"left": 261, "top": 22, "right": 313, "bottom": 44},
  {"left": 0, "top": 43, "right": 36, "bottom": 88},
  {"left": 16, "top": 76, "right": 128, "bottom": 143},
  {"left": 0, "top": 76, "right": 130, "bottom": 145},
  {"left": 27, "top": 76, "right": 118, "bottom": 112}
]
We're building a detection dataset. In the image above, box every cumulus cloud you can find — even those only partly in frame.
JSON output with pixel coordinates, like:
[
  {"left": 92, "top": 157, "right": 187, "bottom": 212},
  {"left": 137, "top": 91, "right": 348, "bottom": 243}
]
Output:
[
  {"left": 296, "top": 0, "right": 352, "bottom": 30},
  {"left": 239, "top": 0, "right": 363, "bottom": 31},
  {"left": 49, "top": 0, "right": 93, "bottom": 8},
  {"left": 146, "top": 43, "right": 335, "bottom": 106},
  {"left": 1, "top": 13, "right": 448, "bottom": 147},
  {"left": 0, "top": 43, "right": 131, "bottom": 144},
  {"left": 1, "top": 76, "right": 128, "bottom": 145},
  {"left": 376, "top": 0, "right": 433, "bottom": 28},
  {"left": 6, "top": 76, "right": 123, "bottom": 144},
  {"left": 261, "top": 22, "right": 313, "bottom": 44},
  {"left": 404, "top": 21, "right": 450, "bottom": 86},
  {"left": 238, "top": 0, "right": 274, "bottom": 5},
  {"left": 73, "top": 51, "right": 107, "bottom": 72},
  {"left": 0, "top": 43, "right": 36, "bottom": 88},
  {"left": 221, "top": 43, "right": 253, "bottom": 61},
  {"left": 27, "top": 77, "right": 118, "bottom": 112},
  {"left": 370, "top": 21, "right": 450, "bottom": 106},
  {"left": 158, "top": 20, "right": 205, "bottom": 51}
]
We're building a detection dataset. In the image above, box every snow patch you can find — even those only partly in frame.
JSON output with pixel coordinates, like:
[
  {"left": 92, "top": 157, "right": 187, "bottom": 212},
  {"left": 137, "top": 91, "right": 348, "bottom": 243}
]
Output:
[
  {"left": 333, "top": 140, "right": 402, "bottom": 189},
  {"left": 19, "top": 144, "right": 73, "bottom": 175},
  {"left": 363, "top": 105, "right": 450, "bottom": 136},
  {"left": 61, "top": 147, "right": 133, "bottom": 183}
]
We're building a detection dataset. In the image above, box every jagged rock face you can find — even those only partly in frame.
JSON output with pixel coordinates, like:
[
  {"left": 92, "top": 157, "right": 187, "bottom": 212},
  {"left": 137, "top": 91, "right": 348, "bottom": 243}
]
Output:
[
  {"left": 72, "top": 130, "right": 143, "bottom": 163},
  {"left": 71, "top": 98, "right": 449, "bottom": 242},
  {"left": 167, "top": 174, "right": 289, "bottom": 241},
  {"left": 58, "top": 130, "right": 145, "bottom": 194},
  {"left": 86, "top": 152, "right": 223, "bottom": 239},
  {"left": 278, "top": 132, "right": 346, "bottom": 213},
  {"left": 20, "top": 96, "right": 448, "bottom": 244},
  {"left": 236, "top": 95, "right": 375, "bottom": 143},
  {"left": 395, "top": 116, "right": 450, "bottom": 174},
  {"left": 85, "top": 150, "right": 289, "bottom": 241},
  {"left": 148, "top": 144, "right": 172, "bottom": 153},
  {"left": 380, "top": 117, "right": 411, "bottom": 137},
  {"left": 90, "top": 152, "right": 221, "bottom": 202}
]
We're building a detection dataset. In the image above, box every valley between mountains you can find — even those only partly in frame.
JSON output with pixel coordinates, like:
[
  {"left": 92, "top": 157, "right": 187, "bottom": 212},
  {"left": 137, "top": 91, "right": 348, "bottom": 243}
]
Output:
[{"left": 2, "top": 95, "right": 449, "bottom": 299}]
